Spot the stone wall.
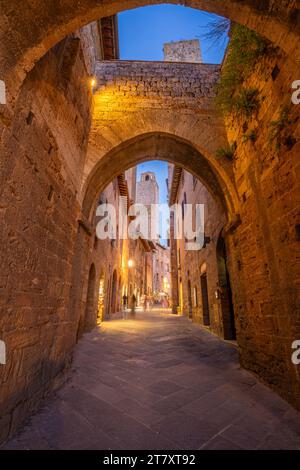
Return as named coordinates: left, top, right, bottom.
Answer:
left=0, top=26, right=98, bottom=443
left=224, top=48, right=300, bottom=407
left=1, top=0, right=299, bottom=110
left=163, top=40, right=202, bottom=63
left=165, top=46, right=300, bottom=408
left=0, top=3, right=300, bottom=443
left=94, top=60, right=220, bottom=108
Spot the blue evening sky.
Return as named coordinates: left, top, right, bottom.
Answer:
left=119, top=4, right=228, bottom=223
left=118, top=4, right=229, bottom=64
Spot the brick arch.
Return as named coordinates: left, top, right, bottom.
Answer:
left=1, top=0, right=299, bottom=104
left=81, top=132, right=240, bottom=224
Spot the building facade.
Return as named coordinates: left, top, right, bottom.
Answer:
left=136, top=171, right=171, bottom=302
left=84, top=167, right=155, bottom=326
left=169, top=166, right=236, bottom=340
left=136, top=171, right=160, bottom=240
left=153, top=243, right=171, bottom=298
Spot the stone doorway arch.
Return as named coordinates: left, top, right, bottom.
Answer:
left=216, top=233, right=236, bottom=340
left=82, top=132, right=239, bottom=225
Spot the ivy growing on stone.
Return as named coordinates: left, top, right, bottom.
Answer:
left=242, top=129, right=257, bottom=144
left=268, top=105, right=291, bottom=151
left=215, top=23, right=268, bottom=116
left=234, top=88, right=260, bottom=117
left=215, top=143, right=236, bottom=160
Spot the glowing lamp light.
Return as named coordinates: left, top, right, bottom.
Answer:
left=99, top=279, right=104, bottom=297
left=128, top=259, right=134, bottom=268
left=90, top=77, right=96, bottom=89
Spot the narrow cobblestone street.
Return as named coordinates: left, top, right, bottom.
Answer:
left=3, top=310, right=300, bottom=450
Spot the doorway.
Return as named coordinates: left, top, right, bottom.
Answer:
left=110, top=269, right=118, bottom=314
left=217, top=235, right=236, bottom=340
left=200, top=273, right=210, bottom=326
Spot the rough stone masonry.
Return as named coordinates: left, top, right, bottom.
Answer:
left=0, top=0, right=299, bottom=446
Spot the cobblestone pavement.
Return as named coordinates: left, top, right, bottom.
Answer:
left=4, top=310, right=300, bottom=450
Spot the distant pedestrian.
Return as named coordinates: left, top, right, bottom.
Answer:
left=122, top=294, right=128, bottom=319
left=130, top=294, right=137, bottom=318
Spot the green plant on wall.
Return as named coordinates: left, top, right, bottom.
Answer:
left=268, top=106, right=290, bottom=151
left=215, top=23, right=268, bottom=116
left=234, top=89, right=260, bottom=118
left=242, top=129, right=257, bottom=144
left=216, top=143, right=236, bottom=160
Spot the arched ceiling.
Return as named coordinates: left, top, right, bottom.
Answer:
left=0, top=0, right=299, bottom=102
left=82, top=132, right=239, bottom=223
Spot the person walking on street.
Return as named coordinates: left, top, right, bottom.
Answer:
left=130, top=294, right=136, bottom=318
left=122, top=294, right=128, bottom=319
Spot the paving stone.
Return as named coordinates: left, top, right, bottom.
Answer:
left=151, top=411, right=221, bottom=450
left=201, top=435, right=243, bottom=450
left=3, top=310, right=300, bottom=450
left=147, top=380, right=184, bottom=397
left=113, top=398, right=163, bottom=426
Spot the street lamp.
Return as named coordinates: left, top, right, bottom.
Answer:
left=90, top=77, right=97, bottom=95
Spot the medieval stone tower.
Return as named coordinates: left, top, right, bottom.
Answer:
left=136, top=172, right=159, bottom=239
left=163, top=39, right=202, bottom=63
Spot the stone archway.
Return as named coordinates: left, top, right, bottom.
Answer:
left=1, top=0, right=299, bottom=106
left=82, top=132, right=239, bottom=225
left=0, top=0, right=299, bottom=444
